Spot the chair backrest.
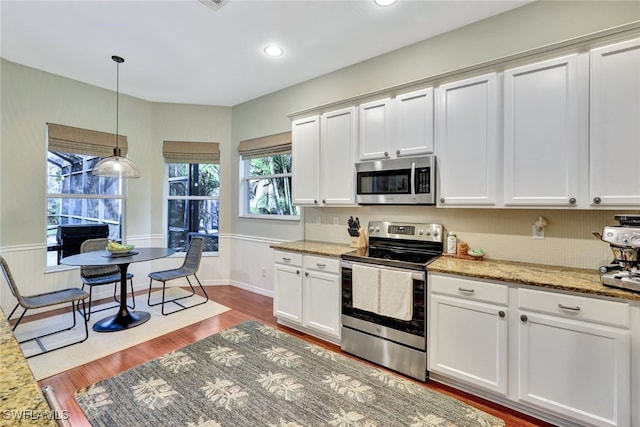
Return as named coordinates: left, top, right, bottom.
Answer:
left=0, top=256, right=25, bottom=306
left=182, top=236, right=205, bottom=274
left=80, top=238, right=119, bottom=278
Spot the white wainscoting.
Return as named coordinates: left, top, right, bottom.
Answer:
left=229, top=234, right=284, bottom=297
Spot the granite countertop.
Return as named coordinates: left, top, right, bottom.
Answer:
left=271, top=240, right=640, bottom=302
left=270, top=240, right=354, bottom=258
left=428, top=256, right=640, bottom=302
left=0, top=309, right=56, bottom=426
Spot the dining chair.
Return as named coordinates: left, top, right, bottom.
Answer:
left=78, top=238, right=136, bottom=321
left=147, top=236, right=209, bottom=315
left=1, top=256, right=89, bottom=358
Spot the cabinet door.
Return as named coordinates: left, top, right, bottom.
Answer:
left=517, top=311, right=630, bottom=427
left=590, top=38, right=640, bottom=206
left=359, top=98, right=392, bottom=160
left=273, top=263, right=303, bottom=324
left=503, top=55, right=584, bottom=207
left=430, top=294, right=508, bottom=395
left=394, top=88, right=434, bottom=157
left=303, top=269, right=340, bottom=339
left=292, top=115, right=320, bottom=205
left=436, top=73, right=499, bottom=206
left=321, top=107, right=357, bottom=205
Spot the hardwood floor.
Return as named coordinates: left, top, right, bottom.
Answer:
left=37, top=286, right=552, bottom=427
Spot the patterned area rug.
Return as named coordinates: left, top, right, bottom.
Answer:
left=76, top=321, right=505, bottom=427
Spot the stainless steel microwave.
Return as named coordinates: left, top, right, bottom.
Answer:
left=355, top=156, right=436, bottom=205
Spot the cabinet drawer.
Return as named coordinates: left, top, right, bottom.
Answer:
left=518, top=288, right=629, bottom=328
left=274, top=251, right=303, bottom=266
left=303, top=255, right=340, bottom=273
left=430, top=274, right=508, bottom=305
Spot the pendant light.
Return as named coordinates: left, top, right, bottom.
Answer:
left=92, top=55, right=141, bottom=178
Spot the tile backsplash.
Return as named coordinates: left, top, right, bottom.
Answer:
left=303, top=206, right=640, bottom=270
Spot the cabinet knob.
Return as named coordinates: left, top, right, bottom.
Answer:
left=296, top=270, right=300, bottom=275
left=384, top=151, right=389, bottom=157
left=322, top=199, right=326, bottom=204
left=499, top=311, right=506, bottom=318
left=396, top=149, right=400, bottom=155
left=440, top=197, right=445, bottom=203
left=304, top=272, right=309, bottom=277
left=314, top=199, right=318, bottom=204
left=593, top=196, right=601, bottom=205
left=569, top=197, right=576, bottom=205
left=520, top=314, right=528, bottom=323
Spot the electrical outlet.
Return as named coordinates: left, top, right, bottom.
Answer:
left=333, top=217, right=339, bottom=226
left=532, top=225, right=545, bottom=239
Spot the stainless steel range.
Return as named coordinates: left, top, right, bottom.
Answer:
left=340, top=221, right=443, bottom=381
left=599, top=215, right=640, bottom=293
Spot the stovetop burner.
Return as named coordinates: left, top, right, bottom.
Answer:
left=341, top=221, right=444, bottom=270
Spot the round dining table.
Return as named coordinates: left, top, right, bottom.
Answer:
left=61, top=247, right=175, bottom=332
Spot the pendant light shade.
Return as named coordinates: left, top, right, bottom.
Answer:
left=92, top=55, right=141, bottom=178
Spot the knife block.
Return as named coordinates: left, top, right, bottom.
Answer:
left=350, top=227, right=368, bottom=248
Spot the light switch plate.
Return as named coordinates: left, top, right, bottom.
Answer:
left=533, top=225, right=545, bottom=239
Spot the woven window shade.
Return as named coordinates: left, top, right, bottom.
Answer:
left=163, top=141, right=220, bottom=164
left=47, top=123, right=128, bottom=157
left=238, top=131, right=291, bottom=159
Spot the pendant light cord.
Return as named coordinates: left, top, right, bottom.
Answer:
left=112, top=55, right=124, bottom=150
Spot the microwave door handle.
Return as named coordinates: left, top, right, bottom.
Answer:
left=410, top=162, right=416, bottom=199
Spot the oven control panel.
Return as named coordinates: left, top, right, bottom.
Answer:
left=368, top=221, right=443, bottom=242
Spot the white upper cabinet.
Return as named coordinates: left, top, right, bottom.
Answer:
left=394, top=88, right=434, bottom=157
left=359, top=97, right=392, bottom=160
left=359, top=90, right=434, bottom=161
left=436, top=73, right=499, bottom=206
left=590, top=38, right=640, bottom=207
left=291, top=115, right=320, bottom=205
left=320, top=107, right=357, bottom=205
left=503, top=54, right=587, bottom=207
left=292, top=107, right=357, bottom=206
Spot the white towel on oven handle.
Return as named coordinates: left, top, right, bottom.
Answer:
left=352, top=264, right=379, bottom=314
left=378, top=268, right=413, bottom=321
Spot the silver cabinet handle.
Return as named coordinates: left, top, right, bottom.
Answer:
left=384, top=151, right=389, bottom=157
left=316, top=263, right=326, bottom=268
left=569, top=197, right=576, bottom=205
left=558, top=304, right=581, bottom=312
left=458, top=287, right=475, bottom=294
left=440, top=197, right=445, bottom=203
left=593, top=197, right=601, bottom=205
left=282, top=257, right=291, bottom=262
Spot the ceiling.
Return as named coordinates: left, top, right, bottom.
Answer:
left=0, top=0, right=532, bottom=106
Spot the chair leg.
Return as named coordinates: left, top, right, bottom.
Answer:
left=148, top=274, right=209, bottom=315
left=14, top=299, right=90, bottom=358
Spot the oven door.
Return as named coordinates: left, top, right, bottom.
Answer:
left=340, top=260, right=426, bottom=350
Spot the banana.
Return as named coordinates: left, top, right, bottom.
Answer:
left=107, top=240, right=134, bottom=251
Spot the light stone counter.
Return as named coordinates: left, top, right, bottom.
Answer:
left=428, top=256, right=640, bottom=302
left=271, top=240, right=640, bottom=302
left=0, top=309, right=56, bottom=426
left=270, top=240, right=353, bottom=258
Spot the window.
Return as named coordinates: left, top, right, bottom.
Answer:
left=241, top=154, right=297, bottom=217
left=46, top=124, right=127, bottom=267
left=238, top=131, right=298, bottom=219
left=167, top=163, right=219, bottom=253
left=163, top=141, right=220, bottom=253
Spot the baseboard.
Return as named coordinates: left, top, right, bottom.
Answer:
left=230, top=280, right=273, bottom=298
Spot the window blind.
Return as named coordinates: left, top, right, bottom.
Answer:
left=47, top=123, right=128, bottom=157
left=163, top=141, right=220, bottom=164
left=238, top=131, right=291, bottom=159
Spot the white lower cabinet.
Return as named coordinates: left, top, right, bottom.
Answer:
left=517, top=288, right=630, bottom=427
left=428, top=273, right=631, bottom=427
left=429, top=275, right=508, bottom=395
left=274, top=251, right=341, bottom=343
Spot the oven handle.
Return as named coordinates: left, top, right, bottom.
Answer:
left=341, top=260, right=426, bottom=282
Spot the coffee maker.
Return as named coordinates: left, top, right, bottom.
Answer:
left=598, top=215, right=640, bottom=293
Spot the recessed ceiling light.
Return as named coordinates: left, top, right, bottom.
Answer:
left=374, top=0, right=397, bottom=6
left=264, top=45, right=284, bottom=57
